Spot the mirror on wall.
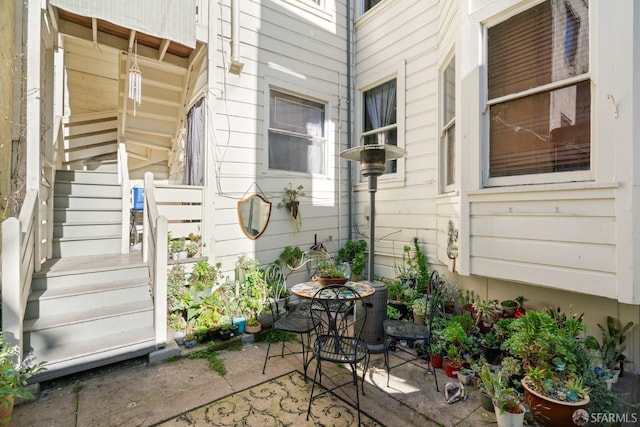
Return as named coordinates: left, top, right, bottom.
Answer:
left=237, top=194, right=272, bottom=239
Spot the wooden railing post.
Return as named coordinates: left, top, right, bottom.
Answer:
left=1, top=218, right=23, bottom=350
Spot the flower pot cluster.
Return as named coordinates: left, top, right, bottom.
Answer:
left=168, top=232, right=203, bottom=260
left=381, top=251, right=633, bottom=427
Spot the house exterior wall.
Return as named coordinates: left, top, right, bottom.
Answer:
left=355, top=0, right=640, bottom=373
left=205, top=0, right=351, bottom=283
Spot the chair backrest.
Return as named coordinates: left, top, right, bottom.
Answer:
left=425, top=270, right=444, bottom=347
left=265, top=263, right=287, bottom=300
left=287, top=249, right=332, bottom=280
left=309, top=285, right=367, bottom=342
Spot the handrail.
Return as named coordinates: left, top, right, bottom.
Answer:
left=1, top=190, right=38, bottom=359
left=117, top=142, right=131, bottom=253
left=143, top=172, right=168, bottom=347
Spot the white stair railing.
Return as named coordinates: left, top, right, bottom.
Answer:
left=143, top=172, right=168, bottom=347
left=1, top=190, right=39, bottom=359
left=117, top=142, right=131, bottom=253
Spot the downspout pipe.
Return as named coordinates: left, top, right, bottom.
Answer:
left=346, top=0, right=353, bottom=242
left=229, top=0, right=244, bottom=74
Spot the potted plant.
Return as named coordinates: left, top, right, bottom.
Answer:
left=502, top=310, right=591, bottom=427
left=169, top=237, right=187, bottom=260
left=315, top=259, right=348, bottom=286
left=480, top=331, right=502, bottom=364
left=412, top=297, right=427, bottom=325
left=457, top=367, right=476, bottom=386
left=277, top=183, right=304, bottom=231
left=440, top=320, right=470, bottom=378
left=337, top=239, right=367, bottom=280
left=585, top=315, right=634, bottom=379
left=472, top=298, right=499, bottom=329
left=385, top=278, right=410, bottom=320
left=278, top=245, right=304, bottom=270
left=500, top=299, right=518, bottom=316
left=1, top=333, right=47, bottom=423
left=480, top=364, right=526, bottom=427
left=245, top=317, right=262, bottom=334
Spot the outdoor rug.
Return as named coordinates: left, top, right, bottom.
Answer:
left=153, top=370, right=383, bottom=426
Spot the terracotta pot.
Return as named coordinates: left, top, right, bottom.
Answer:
left=413, top=313, right=425, bottom=325
left=316, top=277, right=349, bottom=286
left=443, top=359, right=462, bottom=378
left=245, top=323, right=262, bottom=334
left=522, top=378, right=589, bottom=427
left=0, top=397, right=14, bottom=423
left=430, top=354, right=443, bottom=369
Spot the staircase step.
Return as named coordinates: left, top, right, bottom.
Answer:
left=31, top=326, right=156, bottom=383
left=24, top=300, right=153, bottom=349
left=54, top=181, right=122, bottom=198
left=53, top=221, right=122, bottom=238
left=55, top=169, right=118, bottom=185
left=26, top=279, right=151, bottom=319
left=54, top=194, right=121, bottom=210
left=84, top=158, right=118, bottom=172
left=33, top=254, right=147, bottom=290
left=52, top=235, right=122, bottom=257
left=54, top=207, right=121, bottom=223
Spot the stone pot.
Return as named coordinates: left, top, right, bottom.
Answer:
left=494, top=403, right=526, bottom=427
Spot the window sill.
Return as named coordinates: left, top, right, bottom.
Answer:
left=469, top=181, right=618, bottom=197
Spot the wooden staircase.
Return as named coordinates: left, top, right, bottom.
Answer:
left=26, top=167, right=156, bottom=382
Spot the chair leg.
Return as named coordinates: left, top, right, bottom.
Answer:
left=262, top=328, right=274, bottom=375
left=306, top=360, right=322, bottom=421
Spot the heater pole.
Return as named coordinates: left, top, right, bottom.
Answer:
left=368, top=175, right=377, bottom=281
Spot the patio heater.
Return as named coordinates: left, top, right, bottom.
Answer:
left=340, top=143, right=406, bottom=352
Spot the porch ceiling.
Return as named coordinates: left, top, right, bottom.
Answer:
left=51, top=7, right=194, bottom=63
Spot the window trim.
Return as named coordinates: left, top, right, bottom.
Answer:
left=481, top=3, right=593, bottom=188
left=440, top=52, right=456, bottom=194
left=356, top=71, right=406, bottom=185
left=264, top=85, right=331, bottom=178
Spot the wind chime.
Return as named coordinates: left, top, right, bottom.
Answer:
left=128, top=40, right=142, bottom=116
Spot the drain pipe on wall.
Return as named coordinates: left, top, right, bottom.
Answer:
left=229, top=0, right=244, bottom=74
left=346, top=0, right=353, bottom=242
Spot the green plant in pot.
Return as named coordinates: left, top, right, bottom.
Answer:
left=440, top=320, right=470, bottom=378
left=337, top=239, right=367, bottom=280
left=480, top=364, right=525, bottom=427
left=501, top=309, right=591, bottom=427
left=0, top=333, right=47, bottom=422
left=315, top=259, right=348, bottom=285
left=278, top=245, right=304, bottom=270
left=585, top=315, right=634, bottom=375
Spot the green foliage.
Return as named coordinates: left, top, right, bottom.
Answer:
left=337, top=240, right=367, bottom=277
left=586, top=316, right=634, bottom=370
left=385, top=279, right=404, bottom=302
left=278, top=246, right=303, bottom=268
left=316, top=259, right=345, bottom=278
left=387, top=305, right=402, bottom=320
left=188, top=342, right=226, bottom=376
left=0, top=333, right=47, bottom=405
left=480, top=364, right=522, bottom=414
left=190, top=261, right=221, bottom=291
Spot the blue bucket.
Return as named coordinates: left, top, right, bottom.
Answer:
left=132, top=187, right=144, bottom=211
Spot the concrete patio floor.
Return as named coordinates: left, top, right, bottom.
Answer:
left=11, top=335, right=640, bottom=426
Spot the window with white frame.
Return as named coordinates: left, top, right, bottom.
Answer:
left=362, top=79, right=397, bottom=173
left=268, top=90, right=326, bottom=174
left=441, top=57, right=455, bottom=192
left=486, top=0, right=590, bottom=185
left=364, top=0, right=382, bottom=13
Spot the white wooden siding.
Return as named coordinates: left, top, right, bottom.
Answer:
left=468, top=185, right=617, bottom=298
left=206, top=0, right=350, bottom=277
